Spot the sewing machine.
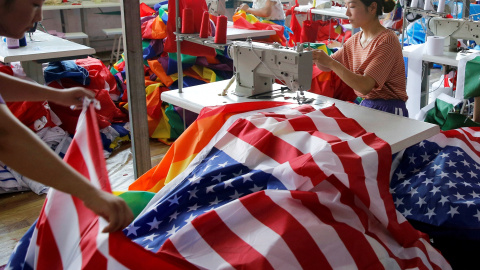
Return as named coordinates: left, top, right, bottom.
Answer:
left=230, top=40, right=313, bottom=97
left=427, top=17, right=480, bottom=51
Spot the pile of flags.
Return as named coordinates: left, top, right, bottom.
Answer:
left=8, top=101, right=452, bottom=269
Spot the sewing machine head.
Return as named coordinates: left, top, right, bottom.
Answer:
left=230, top=40, right=312, bottom=97
left=428, top=17, right=480, bottom=51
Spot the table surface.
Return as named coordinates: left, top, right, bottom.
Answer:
left=294, top=5, right=348, bottom=19
left=0, top=31, right=95, bottom=63
left=43, top=0, right=159, bottom=10
left=402, top=44, right=479, bottom=66
left=227, top=22, right=277, bottom=39
left=162, top=80, right=440, bottom=153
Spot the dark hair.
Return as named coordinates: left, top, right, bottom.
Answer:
left=359, top=0, right=396, bottom=16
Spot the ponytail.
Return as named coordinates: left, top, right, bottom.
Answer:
left=359, top=0, right=396, bottom=16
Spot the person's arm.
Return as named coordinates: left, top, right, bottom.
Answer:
left=0, top=105, right=133, bottom=232
left=312, top=49, right=376, bottom=95
left=0, top=72, right=94, bottom=107
left=237, top=0, right=275, bottom=18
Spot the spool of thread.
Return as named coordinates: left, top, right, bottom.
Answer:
left=214, top=15, right=227, bottom=44
left=425, top=36, right=445, bottom=56
left=19, top=35, right=27, bottom=47
left=6, top=38, right=19, bottom=49
left=199, top=11, right=210, bottom=38
left=424, top=0, right=434, bottom=11
left=437, top=0, right=446, bottom=13
left=410, top=0, right=419, bottom=8
left=181, top=8, right=194, bottom=34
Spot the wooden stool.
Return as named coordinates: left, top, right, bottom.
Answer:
left=102, top=28, right=123, bottom=65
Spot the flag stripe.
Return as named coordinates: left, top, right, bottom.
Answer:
left=290, top=191, right=385, bottom=269
left=192, top=210, right=275, bottom=269
left=240, top=191, right=332, bottom=269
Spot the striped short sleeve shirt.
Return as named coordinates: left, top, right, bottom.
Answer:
left=332, top=29, right=407, bottom=101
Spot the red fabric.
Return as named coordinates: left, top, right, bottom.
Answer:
left=75, top=57, right=121, bottom=100
left=0, top=63, right=13, bottom=76
left=309, top=65, right=357, bottom=102
left=300, top=9, right=318, bottom=43
left=139, top=2, right=155, bottom=17
left=164, top=0, right=216, bottom=57
left=316, top=19, right=351, bottom=43
left=288, top=1, right=302, bottom=46
left=141, top=16, right=168, bottom=40
left=233, top=16, right=286, bottom=45
left=7, top=101, right=57, bottom=131
left=48, top=81, right=127, bottom=134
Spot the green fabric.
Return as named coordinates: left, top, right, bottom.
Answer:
left=464, top=56, right=480, bottom=99
left=165, top=103, right=185, bottom=139
left=160, top=4, right=168, bottom=11
left=424, top=97, right=480, bottom=131
left=424, top=98, right=456, bottom=127
left=168, top=53, right=197, bottom=64
left=302, top=43, right=332, bottom=55
left=117, top=191, right=155, bottom=218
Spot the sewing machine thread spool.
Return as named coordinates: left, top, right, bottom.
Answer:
left=199, top=11, right=210, bottom=38
left=214, top=15, right=227, bottom=44
left=424, top=0, right=434, bottom=11
left=181, top=8, right=194, bottom=34
left=437, top=0, right=446, bottom=13
left=426, top=36, right=445, bottom=56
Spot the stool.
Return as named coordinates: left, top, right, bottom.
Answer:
left=102, top=28, right=123, bottom=65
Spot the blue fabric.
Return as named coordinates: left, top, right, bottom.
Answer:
left=269, top=19, right=293, bottom=42
left=0, top=93, right=4, bottom=104
left=44, top=60, right=90, bottom=85
left=360, top=99, right=409, bottom=117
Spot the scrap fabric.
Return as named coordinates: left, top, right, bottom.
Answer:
left=390, top=127, right=480, bottom=240
left=8, top=102, right=450, bottom=269
left=128, top=102, right=449, bottom=269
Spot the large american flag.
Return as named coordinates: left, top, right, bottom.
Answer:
left=391, top=127, right=480, bottom=239
left=124, top=103, right=450, bottom=269
left=8, top=102, right=450, bottom=269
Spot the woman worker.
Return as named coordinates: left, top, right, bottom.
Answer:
left=0, top=0, right=133, bottom=232
left=236, top=0, right=290, bottom=40
left=312, top=0, right=408, bottom=117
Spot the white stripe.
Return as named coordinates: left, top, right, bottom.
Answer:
left=429, top=129, right=480, bottom=164
left=44, top=189, right=82, bottom=269
left=215, top=197, right=303, bottom=269
left=170, top=222, right=233, bottom=269
left=266, top=190, right=358, bottom=270
left=311, top=143, right=350, bottom=188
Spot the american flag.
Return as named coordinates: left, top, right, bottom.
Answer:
left=391, top=127, right=480, bottom=237
left=7, top=101, right=186, bottom=270
left=7, top=102, right=450, bottom=269
left=124, top=103, right=450, bottom=269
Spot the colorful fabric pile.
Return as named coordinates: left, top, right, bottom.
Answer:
left=109, top=2, right=236, bottom=144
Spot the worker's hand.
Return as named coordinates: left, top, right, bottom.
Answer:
left=312, top=49, right=333, bottom=70
left=50, top=87, right=96, bottom=108
left=83, top=189, right=135, bottom=233
left=235, top=3, right=249, bottom=13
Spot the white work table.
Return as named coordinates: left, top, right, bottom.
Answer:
left=402, top=44, right=478, bottom=66
left=294, top=5, right=348, bottom=19
left=0, top=31, right=95, bottom=84
left=162, top=80, right=440, bottom=153
left=227, top=22, right=276, bottom=40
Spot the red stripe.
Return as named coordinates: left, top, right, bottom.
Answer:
left=288, top=114, right=343, bottom=143
left=240, top=191, right=332, bottom=269
left=36, top=215, right=63, bottom=269
left=228, top=119, right=303, bottom=164
left=321, top=105, right=367, bottom=138
left=290, top=191, right=385, bottom=270
left=288, top=153, right=327, bottom=187
left=108, top=232, right=195, bottom=269
left=443, top=128, right=480, bottom=157
left=198, top=101, right=290, bottom=120
left=192, top=210, right=274, bottom=269
left=85, top=105, right=112, bottom=192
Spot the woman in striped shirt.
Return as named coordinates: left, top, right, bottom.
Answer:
left=312, top=0, right=408, bottom=117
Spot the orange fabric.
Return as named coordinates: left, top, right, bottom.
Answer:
left=147, top=59, right=174, bottom=87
